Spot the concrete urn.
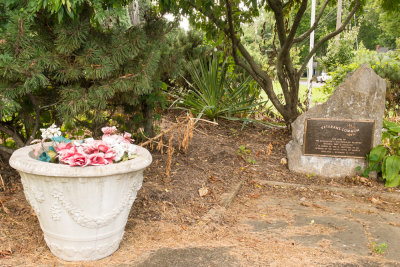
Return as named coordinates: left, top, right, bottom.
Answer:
left=9, top=144, right=152, bottom=261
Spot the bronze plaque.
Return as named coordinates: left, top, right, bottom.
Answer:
left=304, top=118, right=375, bottom=158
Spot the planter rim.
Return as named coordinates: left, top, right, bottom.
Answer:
left=9, top=143, right=152, bottom=177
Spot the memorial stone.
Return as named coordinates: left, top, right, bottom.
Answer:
left=286, top=65, right=386, bottom=178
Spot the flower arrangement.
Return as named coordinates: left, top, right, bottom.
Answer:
left=32, top=124, right=137, bottom=167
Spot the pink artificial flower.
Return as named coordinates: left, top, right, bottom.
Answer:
left=58, top=147, right=85, bottom=166
left=101, top=126, right=117, bottom=136
left=56, top=142, right=72, bottom=153
left=33, top=144, right=41, bottom=158
left=97, top=142, right=111, bottom=153
left=82, top=140, right=99, bottom=154
left=65, top=153, right=90, bottom=167
left=123, top=132, right=133, bottom=144
left=104, top=150, right=116, bottom=163
left=88, top=153, right=108, bottom=165
left=58, top=146, right=76, bottom=162
left=82, top=140, right=113, bottom=154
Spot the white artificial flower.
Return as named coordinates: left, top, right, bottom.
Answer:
left=102, top=133, right=137, bottom=162
left=40, top=123, right=61, bottom=140
left=73, top=140, right=83, bottom=147
left=102, top=136, right=117, bottom=147
left=127, top=144, right=138, bottom=157
left=113, top=144, right=126, bottom=162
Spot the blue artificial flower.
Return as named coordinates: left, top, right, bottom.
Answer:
left=51, top=136, right=72, bottom=143
left=38, top=152, right=51, bottom=162
left=49, top=146, right=56, bottom=152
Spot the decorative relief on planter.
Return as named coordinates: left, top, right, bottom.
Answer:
left=50, top=174, right=143, bottom=229
left=50, top=203, right=62, bottom=221
left=20, top=175, right=41, bottom=215
left=33, top=186, right=45, bottom=203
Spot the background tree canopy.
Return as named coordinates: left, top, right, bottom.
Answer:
left=157, top=0, right=361, bottom=126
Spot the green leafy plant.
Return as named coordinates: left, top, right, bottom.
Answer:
left=182, top=56, right=261, bottom=121
left=363, top=120, right=400, bottom=187
left=372, top=242, right=388, bottom=254
left=247, top=158, right=258, bottom=165
left=236, top=145, right=257, bottom=165
left=237, top=145, right=251, bottom=157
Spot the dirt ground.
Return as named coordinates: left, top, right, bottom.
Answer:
left=1, top=111, right=400, bottom=266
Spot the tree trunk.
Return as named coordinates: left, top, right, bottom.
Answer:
left=142, top=101, right=155, bottom=138
left=127, top=0, right=140, bottom=26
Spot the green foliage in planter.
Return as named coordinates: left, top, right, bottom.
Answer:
left=182, top=56, right=262, bottom=121
left=362, top=120, right=400, bottom=187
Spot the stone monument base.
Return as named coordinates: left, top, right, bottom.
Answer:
left=286, top=140, right=366, bottom=178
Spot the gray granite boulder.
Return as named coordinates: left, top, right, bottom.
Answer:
left=286, top=65, right=386, bottom=178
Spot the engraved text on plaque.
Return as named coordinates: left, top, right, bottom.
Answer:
left=303, top=119, right=375, bottom=158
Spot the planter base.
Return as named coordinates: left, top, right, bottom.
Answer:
left=44, top=229, right=124, bottom=261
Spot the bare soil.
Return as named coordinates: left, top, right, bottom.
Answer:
left=1, top=111, right=400, bottom=266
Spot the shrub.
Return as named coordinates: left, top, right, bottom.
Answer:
left=322, top=48, right=400, bottom=115
left=362, top=120, right=400, bottom=187
left=182, top=56, right=262, bottom=121
left=318, top=30, right=358, bottom=72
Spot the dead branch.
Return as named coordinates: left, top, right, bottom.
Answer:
left=139, top=113, right=216, bottom=182
left=0, top=174, right=6, bottom=191
left=165, top=133, right=174, bottom=183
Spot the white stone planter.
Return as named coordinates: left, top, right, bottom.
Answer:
left=9, top=143, right=152, bottom=261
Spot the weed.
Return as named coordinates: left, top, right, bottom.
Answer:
left=237, top=145, right=257, bottom=164
left=372, top=242, right=387, bottom=254
left=230, top=128, right=238, bottom=136
left=237, top=145, right=250, bottom=157
left=247, top=158, right=257, bottom=165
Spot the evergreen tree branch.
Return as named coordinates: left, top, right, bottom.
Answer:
left=39, top=100, right=62, bottom=110
left=74, top=117, right=96, bottom=130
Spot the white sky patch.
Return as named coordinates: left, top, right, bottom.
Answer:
left=164, top=13, right=189, bottom=31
